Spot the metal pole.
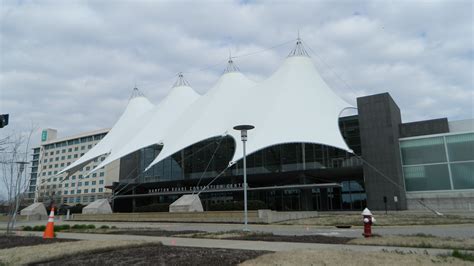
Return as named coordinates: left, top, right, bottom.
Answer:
left=243, top=138, right=248, bottom=231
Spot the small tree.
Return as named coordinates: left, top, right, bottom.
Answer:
left=0, top=127, right=35, bottom=234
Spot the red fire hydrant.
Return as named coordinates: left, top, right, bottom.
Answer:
left=362, top=208, right=375, bottom=238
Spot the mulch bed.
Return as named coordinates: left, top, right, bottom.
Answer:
left=228, top=234, right=354, bottom=244
left=106, top=230, right=354, bottom=244
left=106, top=229, right=204, bottom=237
left=0, top=235, right=76, bottom=249
left=31, top=243, right=271, bottom=266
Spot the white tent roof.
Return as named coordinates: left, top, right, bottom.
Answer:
left=145, top=59, right=256, bottom=170
left=147, top=43, right=352, bottom=170
left=59, top=88, right=154, bottom=175
left=89, top=75, right=200, bottom=173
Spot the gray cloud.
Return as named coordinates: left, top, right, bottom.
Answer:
left=0, top=0, right=472, bottom=148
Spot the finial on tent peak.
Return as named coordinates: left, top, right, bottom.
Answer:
left=130, top=87, right=145, bottom=99
left=224, top=54, right=240, bottom=74
left=288, top=32, right=309, bottom=58
left=173, top=72, right=191, bottom=87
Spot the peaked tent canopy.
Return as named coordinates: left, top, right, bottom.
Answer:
left=147, top=40, right=353, bottom=171
left=59, top=88, right=154, bottom=175
left=145, top=58, right=257, bottom=170
left=89, top=74, right=200, bottom=173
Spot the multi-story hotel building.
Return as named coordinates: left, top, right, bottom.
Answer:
left=28, top=128, right=120, bottom=205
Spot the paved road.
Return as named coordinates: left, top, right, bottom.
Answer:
left=14, top=230, right=460, bottom=256
left=5, top=220, right=474, bottom=239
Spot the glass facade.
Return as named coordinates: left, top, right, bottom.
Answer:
left=116, top=116, right=366, bottom=212
left=400, top=132, right=474, bottom=192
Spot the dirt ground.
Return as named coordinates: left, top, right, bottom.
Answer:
left=32, top=243, right=271, bottom=266
left=0, top=235, right=75, bottom=249
left=241, top=249, right=471, bottom=266
left=349, top=235, right=474, bottom=251
left=0, top=239, right=157, bottom=265
left=280, top=213, right=474, bottom=226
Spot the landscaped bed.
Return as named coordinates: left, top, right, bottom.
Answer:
left=31, top=243, right=271, bottom=266
left=0, top=235, right=76, bottom=249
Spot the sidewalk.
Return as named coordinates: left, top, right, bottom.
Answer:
left=16, top=231, right=458, bottom=256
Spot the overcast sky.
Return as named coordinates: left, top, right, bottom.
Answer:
left=1, top=0, right=473, bottom=147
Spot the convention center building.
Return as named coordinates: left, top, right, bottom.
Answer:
left=56, top=39, right=473, bottom=212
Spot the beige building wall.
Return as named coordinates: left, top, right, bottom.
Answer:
left=32, top=128, right=120, bottom=206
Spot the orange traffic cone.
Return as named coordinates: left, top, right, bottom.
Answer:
left=43, top=207, right=55, bottom=239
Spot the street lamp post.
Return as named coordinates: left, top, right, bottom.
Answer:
left=233, top=124, right=254, bottom=231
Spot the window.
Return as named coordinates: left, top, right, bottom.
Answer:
left=79, top=174, right=83, bottom=179
left=62, top=149, right=66, bottom=153
left=61, top=156, right=65, bottom=160
left=81, top=146, right=85, bottom=150
left=53, top=178, right=57, bottom=182
left=68, top=148, right=72, bottom=152
left=74, top=154, right=78, bottom=158
left=60, top=163, right=64, bottom=167
left=71, top=183, right=76, bottom=187
left=88, top=144, right=92, bottom=149
left=78, top=182, right=82, bottom=187
left=55, top=157, right=59, bottom=161
left=446, top=133, right=474, bottom=162
left=400, top=137, right=446, bottom=165
left=450, top=162, right=474, bottom=189
left=59, top=184, right=62, bottom=188
left=65, top=183, right=69, bottom=187
left=91, top=188, right=96, bottom=193
left=85, top=181, right=89, bottom=186
left=48, top=165, right=52, bottom=169
left=99, top=180, right=104, bottom=185
left=56, top=150, right=59, bottom=154
left=86, top=166, right=90, bottom=171
left=92, top=181, right=96, bottom=185
left=70, top=190, right=74, bottom=194
left=77, top=189, right=81, bottom=193
left=92, top=173, right=97, bottom=177
left=99, top=188, right=103, bottom=192
left=72, top=175, right=76, bottom=180
left=84, top=189, right=88, bottom=193
left=403, top=164, right=451, bottom=191
left=64, top=191, right=68, bottom=195
left=99, top=172, right=104, bottom=177
left=54, top=164, right=58, bottom=168
left=47, top=178, right=51, bottom=182
left=74, top=147, right=79, bottom=151
left=67, top=155, right=71, bottom=159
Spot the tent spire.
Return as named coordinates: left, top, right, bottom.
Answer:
left=224, top=52, right=240, bottom=73
left=288, top=33, right=309, bottom=57
left=130, top=87, right=145, bottom=99
left=173, top=72, right=191, bottom=87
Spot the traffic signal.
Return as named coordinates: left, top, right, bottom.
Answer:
left=0, top=114, right=9, bottom=128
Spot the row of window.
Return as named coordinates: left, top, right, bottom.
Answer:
left=64, top=188, right=104, bottom=195
left=43, top=133, right=106, bottom=150
left=44, top=145, right=94, bottom=156
left=62, top=194, right=105, bottom=204
left=42, top=157, right=105, bottom=170
left=41, top=179, right=104, bottom=189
